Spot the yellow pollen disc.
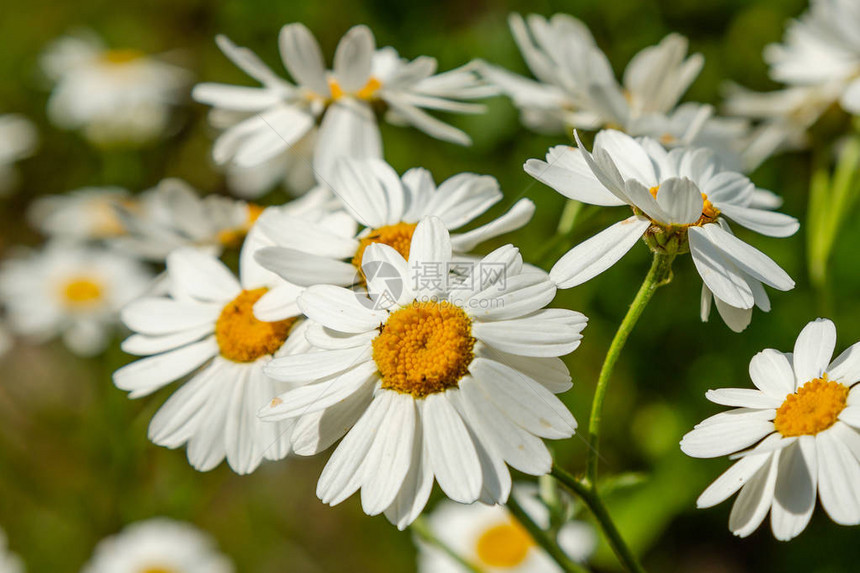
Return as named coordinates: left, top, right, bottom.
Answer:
left=372, top=301, right=475, bottom=398
left=139, top=568, right=176, bottom=573
left=217, top=203, right=265, bottom=247
left=475, top=521, right=534, bottom=568
left=215, top=288, right=295, bottom=363
left=774, top=377, right=849, bottom=437
left=101, top=48, right=144, bottom=65
left=648, top=186, right=720, bottom=226
left=61, top=277, right=104, bottom=308
left=328, top=76, right=382, bottom=101
left=351, top=222, right=417, bottom=271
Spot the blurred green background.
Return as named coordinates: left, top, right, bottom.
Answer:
left=4, top=0, right=859, bottom=571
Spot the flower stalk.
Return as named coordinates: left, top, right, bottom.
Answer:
left=506, top=495, right=592, bottom=573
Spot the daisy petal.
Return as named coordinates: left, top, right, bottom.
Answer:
left=827, top=342, right=860, bottom=386
left=688, top=226, right=754, bottom=309
left=705, top=388, right=783, bottom=409
left=332, top=25, right=374, bottom=92
left=770, top=437, right=817, bottom=541
left=299, top=285, right=387, bottom=333
left=422, top=392, right=482, bottom=503
left=449, top=199, right=535, bottom=253
left=729, top=451, right=779, bottom=537
left=793, top=318, right=836, bottom=385
left=262, top=346, right=373, bottom=386
left=718, top=204, right=799, bottom=238
left=471, top=309, right=587, bottom=357
left=697, top=434, right=782, bottom=508
left=291, top=385, right=375, bottom=456
left=278, top=23, right=328, bottom=95
left=655, top=177, right=703, bottom=225
left=816, top=429, right=860, bottom=525
left=166, top=248, right=240, bottom=302
left=749, top=349, right=795, bottom=399
left=113, top=337, right=218, bottom=399
left=549, top=216, right=650, bottom=289
left=255, top=247, right=356, bottom=288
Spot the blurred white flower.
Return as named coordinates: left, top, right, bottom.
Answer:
left=418, top=484, right=595, bottom=572
left=41, top=32, right=191, bottom=146
left=682, top=318, right=860, bottom=540
left=192, top=24, right=494, bottom=182
left=0, top=115, right=37, bottom=196
left=28, top=186, right=131, bottom=241
left=0, top=320, right=11, bottom=359
left=252, top=157, right=534, bottom=321
left=0, top=529, right=23, bottom=573
left=482, top=14, right=748, bottom=168
left=81, top=518, right=233, bottom=573
left=110, top=178, right=261, bottom=262
left=526, top=129, right=797, bottom=331
left=113, top=244, right=307, bottom=474
left=0, top=243, right=151, bottom=356
left=258, top=219, right=586, bottom=529
left=725, top=0, right=860, bottom=166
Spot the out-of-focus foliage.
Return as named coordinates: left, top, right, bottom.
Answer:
left=2, top=0, right=859, bottom=571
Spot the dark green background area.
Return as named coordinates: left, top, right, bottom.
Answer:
left=2, top=0, right=857, bottom=571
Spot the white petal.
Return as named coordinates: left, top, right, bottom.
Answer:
left=255, top=246, right=356, bottom=288
left=549, top=217, right=649, bottom=289
left=148, top=366, right=219, bottom=448
left=472, top=309, right=587, bottom=357
left=793, top=318, right=836, bottom=386
left=593, top=129, right=658, bottom=187
left=749, top=349, right=795, bottom=399
left=697, top=434, right=782, bottom=508
left=383, top=419, right=433, bottom=530
left=166, top=248, right=240, bottom=303
left=729, top=450, right=779, bottom=537
left=408, top=217, right=452, bottom=296
left=655, top=177, right=702, bottom=225
left=360, top=392, right=417, bottom=515
left=332, top=25, right=374, bottom=92
left=252, top=282, right=303, bottom=322
left=706, top=388, right=783, bottom=409
left=113, top=337, right=218, bottom=398
left=330, top=157, right=393, bottom=228
left=467, top=272, right=556, bottom=321
left=816, top=429, right=860, bottom=525
left=422, top=392, right=482, bottom=503
left=688, top=227, right=754, bottom=309
left=314, top=100, right=382, bottom=182
left=718, top=203, right=799, bottom=238
left=713, top=296, right=753, bottom=333
left=477, top=348, right=572, bottom=393
left=121, top=298, right=221, bottom=337
left=422, top=173, right=500, bottom=229
left=224, top=367, right=264, bottom=474
left=826, top=341, right=860, bottom=386
left=523, top=146, right=623, bottom=206
left=680, top=409, right=775, bottom=458
left=121, top=324, right=213, bottom=356
left=279, top=23, right=328, bottom=95
left=299, top=284, right=387, bottom=333
left=770, top=436, right=817, bottom=541
left=291, top=384, right=374, bottom=455
left=262, top=346, right=373, bottom=386
left=471, top=357, right=577, bottom=439
left=449, top=199, right=535, bottom=253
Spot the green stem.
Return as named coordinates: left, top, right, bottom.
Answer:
left=585, top=252, right=674, bottom=486
left=410, top=516, right=484, bottom=573
left=551, top=466, right=646, bottom=573
left=506, top=496, right=591, bottom=573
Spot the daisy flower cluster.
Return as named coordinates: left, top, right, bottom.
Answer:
left=3, top=3, right=860, bottom=571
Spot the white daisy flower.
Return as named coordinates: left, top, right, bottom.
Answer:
left=110, top=178, right=264, bottom=262
left=525, top=129, right=798, bottom=331
left=482, top=14, right=748, bottom=167
left=41, top=32, right=190, bottom=146
left=28, top=187, right=131, bottom=241
left=192, top=24, right=493, bottom=180
left=258, top=218, right=587, bottom=529
left=418, top=484, right=595, bottom=573
left=0, top=243, right=151, bottom=356
left=0, top=114, right=37, bottom=196
left=252, top=157, right=535, bottom=321
left=0, top=529, right=23, bottom=573
left=113, top=239, right=308, bottom=474
left=81, top=518, right=233, bottom=573
left=681, top=318, right=860, bottom=540
left=764, top=0, right=860, bottom=116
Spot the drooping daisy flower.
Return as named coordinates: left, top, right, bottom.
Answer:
left=681, top=318, right=860, bottom=540
left=0, top=529, right=23, bottom=573
left=417, top=484, right=596, bottom=573
left=252, top=157, right=535, bottom=321
left=258, top=218, right=586, bottom=529
left=81, top=518, right=233, bottom=573
left=110, top=178, right=266, bottom=262
left=525, top=129, right=797, bottom=331
left=28, top=187, right=131, bottom=241
left=113, top=240, right=307, bottom=474
left=41, top=32, right=190, bottom=146
left=481, top=14, right=748, bottom=167
left=0, top=114, right=37, bottom=196
left=192, top=24, right=494, bottom=180
left=0, top=243, right=151, bottom=356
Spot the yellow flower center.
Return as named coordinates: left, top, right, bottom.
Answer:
left=328, top=76, right=383, bottom=101
left=215, top=288, right=296, bottom=363
left=101, top=48, right=144, bottom=65
left=351, top=222, right=417, bottom=271
left=140, top=568, right=176, bottom=573
left=372, top=301, right=475, bottom=398
left=648, top=185, right=720, bottom=226
left=774, top=377, right=849, bottom=437
left=60, top=277, right=104, bottom=308
left=217, top=203, right=265, bottom=248
left=475, top=521, right=535, bottom=568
